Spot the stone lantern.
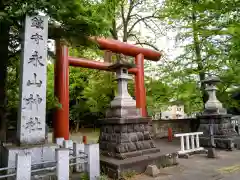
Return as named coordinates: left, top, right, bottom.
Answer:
left=203, top=76, right=226, bottom=114
left=197, top=76, right=240, bottom=151
left=99, top=59, right=163, bottom=179
left=105, top=60, right=140, bottom=118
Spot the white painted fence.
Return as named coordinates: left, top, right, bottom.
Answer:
left=174, top=132, right=204, bottom=155
left=0, top=140, right=100, bottom=180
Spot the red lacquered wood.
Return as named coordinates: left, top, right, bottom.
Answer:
left=68, top=57, right=138, bottom=74
left=92, top=37, right=162, bottom=61
left=54, top=40, right=70, bottom=140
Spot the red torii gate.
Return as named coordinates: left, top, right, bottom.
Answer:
left=54, top=38, right=162, bottom=140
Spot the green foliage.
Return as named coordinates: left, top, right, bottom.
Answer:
left=79, top=173, right=89, bottom=180
left=1, top=0, right=117, bottom=131
left=46, top=64, right=62, bottom=110
left=3, top=0, right=240, bottom=132
left=145, top=78, right=172, bottom=115
left=79, top=172, right=109, bottom=180
left=97, top=174, right=109, bottom=180
left=155, top=0, right=240, bottom=113
left=6, top=56, right=20, bottom=110
left=82, top=72, right=116, bottom=114
left=120, top=170, right=137, bottom=179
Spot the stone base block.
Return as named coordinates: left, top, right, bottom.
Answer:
left=1, top=143, right=59, bottom=176
left=101, top=148, right=160, bottom=159
left=199, top=137, right=240, bottom=150
left=99, top=117, right=160, bottom=159
left=100, top=151, right=178, bottom=179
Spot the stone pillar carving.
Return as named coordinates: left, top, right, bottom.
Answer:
left=1, top=15, right=58, bottom=175
left=17, top=15, right=49, bottom=145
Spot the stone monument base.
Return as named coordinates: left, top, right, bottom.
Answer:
left=99, top=117, right=178, bottom=179
left=198, top=113, right=240, bottom=150
left=200, top=136, right=240, bottom=150
left=99, top=117, right=160, bottom=159
left=1, top=143, right=59, bottom=177
left=100, top=151, right=178, bottom=179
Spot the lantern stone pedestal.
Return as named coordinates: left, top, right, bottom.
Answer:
left=99, top=61, right=177, bottom=179
left=197, top=77, right=240, bottom=150
left=99, top=117, right=159, bottom=160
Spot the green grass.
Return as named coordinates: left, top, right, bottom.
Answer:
left=48, top=128, right=100, bottom=143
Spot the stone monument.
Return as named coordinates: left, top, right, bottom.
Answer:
left=1, top=15, right=58, bottom=174
left=197, top=76, right=240, bottom=150
left=99, top=59, right=173, bottom=178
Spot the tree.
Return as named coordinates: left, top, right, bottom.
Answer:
left=110, top=0, right=164, bottom=50
left=0, top=0, right=116, bottom=141
left=145, top=77, right=172, bottom=116
left=157, top=0, right=240, bottom=113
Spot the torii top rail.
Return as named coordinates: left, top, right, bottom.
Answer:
left=54, top=38, right=162, bottom=140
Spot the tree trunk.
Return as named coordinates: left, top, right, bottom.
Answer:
left=75, top=121, right=79, bottom=133
left=0, top=20, right=10, bottom=142
left=192, top=12, right=208, bottom=104
left=111, top=19, right=118, bottom=40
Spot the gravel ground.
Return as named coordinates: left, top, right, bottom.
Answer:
left=49, top=131, right=240, bottom=180
left=132, top=150, right=240, bottom=180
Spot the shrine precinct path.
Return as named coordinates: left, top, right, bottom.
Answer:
left=48, top=131, right=240, bottom=180
left=133, top=150, right=240, bottom=180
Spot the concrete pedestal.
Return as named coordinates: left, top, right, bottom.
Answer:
left=1, top=143, right=59, bottom=176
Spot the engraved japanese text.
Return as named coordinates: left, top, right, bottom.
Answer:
left=28, top=51, right=44, bottom=67
left=22, top=94, right=43, bottom=111
left=23, top=116, right=42, bottom=133
left=31, top=16, right=44, bottom=29
left=27, top=73, right=42, bottom=87
left=30, top=33, right=43, bottom=44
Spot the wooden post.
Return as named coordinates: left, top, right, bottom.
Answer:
left=54, top=41, right=69, bottom=140
left=135, top=54, right=147, bottom=117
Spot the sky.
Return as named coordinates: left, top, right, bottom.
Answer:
left=47, top=0, right=185, bottom=63
left=124, top=0, right=184, bottom=64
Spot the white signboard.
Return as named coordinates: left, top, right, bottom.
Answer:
left=17, top=15, right=48, bottom=144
